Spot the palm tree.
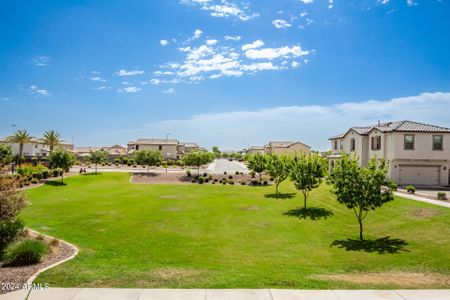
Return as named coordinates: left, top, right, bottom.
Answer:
left=7, top=129, right=33, bottom=164
left=42, top=130, right=62, bottom=153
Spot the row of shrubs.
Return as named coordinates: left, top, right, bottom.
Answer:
left=405, top=185, right=447, bottom=200
left=14, top=164, right=64, bottom=187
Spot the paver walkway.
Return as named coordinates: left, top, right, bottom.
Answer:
left=1, top=288, right=450, bottom=300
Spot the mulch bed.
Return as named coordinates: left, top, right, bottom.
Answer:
left=131, top=172, right=272, bottom=185
left=0, top=232, right=76, bottom=295
left=396, top=189, right=449, bottom=202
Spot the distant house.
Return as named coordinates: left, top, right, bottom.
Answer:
left=127, top=139, right=181, bottom=159
left=73, top=147, right=101, bottom=158
left=178, top=142, right=199, bottom=155
left=249, top=146, right=265, bottom=155
left=328, top=120, right=450, bottom=187
left=101, top=144, right=128, bottom=156
left=0, top=138, right=74, bottom=158
left=264, top=141, right=311, bottom=155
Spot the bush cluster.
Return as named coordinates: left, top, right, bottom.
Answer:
left=3, top=239, right=47, bottom=266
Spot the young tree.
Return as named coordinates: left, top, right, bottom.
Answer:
left=48, top=149, right=75, bottom=183
left=0, top=144, right=13, bottom=167
left=329, top=155, right=394, bottom=240
left=88, top=150, right=107, bottom=174
left=265, top=154, right=290, bottom=194
left=0, top=167, right=27, bottom=254
left=247, top=153, right=267, bottom=183
left=212, top=146, right=221, bottom=158
left=6, top=130, right=33, bottom=165
left=289, top=153, right=327, bottom=209
left=134, top=150, right=163, bottom=174
left=41, top=130, right=62, bottom=153
left=182, top=151, right=214, bottom=175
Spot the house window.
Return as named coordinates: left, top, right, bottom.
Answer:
left=433, top=135, right=443, bottom=151
left=334, top=140, right=338, bottom=150
left=350, top=138, right=356, bottom=152
left=404, top=134, right=414, bottom=150
left=159, top=145, right=162, bottom=151
left=371, top=136, right=381, bottom=150
left=339, top=140, right=343, bottom=150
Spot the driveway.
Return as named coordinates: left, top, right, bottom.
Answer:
left=207, top=159, right=249, bottom=174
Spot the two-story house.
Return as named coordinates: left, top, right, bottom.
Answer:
left=328, top=121, right=450, bottom=187
left=264, top=141, right=311, bottom=155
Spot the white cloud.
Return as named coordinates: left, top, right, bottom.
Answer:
left=180, top=0, right=259, bottom=21
left=91, top=76, right=107, bottom=82
left=118, top=86, right=141, bottom=93
left=117, top=92, right=450, bottom=150
left=328, top=0, right=334, bottom=9
left=163, top=88, right=176, bottom=94
left=32, top=56, right=51, bottom=67
left=116, top=69, right=145, bottom=76
left=206, top=39, right=218, bottom=45
left=160, top=39, right=169, bottom=46
left=224, top=35, right=241, bottom=41
left=272, top=19, right=292, bottom=29
left=241, top=40, right=265, bottom=51
left=245, top=45, right=310, bottom=60
left=91, top=86, right=110, bottom=90
left=28, top=85, right=50, bottom=97
left=300, top=0, right=314, bottom=4
left=194, top=29, right=203, bottom=39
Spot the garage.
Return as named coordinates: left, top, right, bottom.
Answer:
left=398, top=165, right=441, bottom=186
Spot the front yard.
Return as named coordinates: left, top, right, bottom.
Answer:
left=21, top=172, right=450, bottom=289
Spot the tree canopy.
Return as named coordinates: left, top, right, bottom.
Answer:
left=265, top=153, right=291, bottom=194
left=0, top=144, right=13, bottom=167
left=328, top=154, right=394, bottom=240
left=42, top=130, right=62, bottom=153
left=7, top=130, right=33, bottom=164
left=134, top=150, right=163, bottom=174
left=48, top=149, right=75, bottom=183
left=182, top=151, right=214, bottom=174
left=87, top=150, right=107, bottom=174
left=247, top=153, right=267, bottom=182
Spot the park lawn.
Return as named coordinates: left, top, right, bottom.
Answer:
left=21, top=172, right=450, bottom=289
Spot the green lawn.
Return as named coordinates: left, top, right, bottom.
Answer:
left=22, top=172, right=450, bottom=289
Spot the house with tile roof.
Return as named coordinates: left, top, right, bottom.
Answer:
left=328, top=121, right=450, bottom=187
left=264, top=141, right=311, bottom=155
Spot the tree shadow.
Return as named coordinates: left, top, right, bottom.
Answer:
left=81, top=173, right=102, bottom=176
left=330, top=236, right=409, bottom=254
left=44, top=181, right=66, bottom=187
left=265, top=193, right=296, bottom=199
left=283, top=207, right=334, bottom=220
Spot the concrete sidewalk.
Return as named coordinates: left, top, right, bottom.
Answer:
left=394, top=191, right=450, bottom=208
left=1, top=288, right=449, bottom=300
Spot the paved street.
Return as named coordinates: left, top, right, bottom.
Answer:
left=207, top=159, right=249, bottom=174
left=2, top=288, right=449, bottom=300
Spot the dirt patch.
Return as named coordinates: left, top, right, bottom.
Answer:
left=0, top=230, right=76, bottom=294
left=407, top=207, right=442, bottom=219
left=241, top=205, right=260, bottom=211
left=315, top=272, right=450, bottom=288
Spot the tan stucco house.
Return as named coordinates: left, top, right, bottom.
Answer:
left=264, top=141, right=311, bottom=155
left=328, top=120, right=450, bottom=187
left=127, top=139, right=180, bottom=159
left=249, top=146, right=265, bottom=155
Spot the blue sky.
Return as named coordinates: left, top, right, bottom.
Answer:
left=1, top=0, right=449, bottom=150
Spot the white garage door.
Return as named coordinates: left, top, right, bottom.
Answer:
left=399, top=165, right=440, bottom=186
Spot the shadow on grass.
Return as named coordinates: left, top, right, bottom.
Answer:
left=44, top=181, right=66, bottom=187
left=265, top=193, right=296, bottom=199
left=330, top=236, right=409, bottom=254
left=283, top=207, right=334, bottom=220
left=81, top=172, right=102, bottom=176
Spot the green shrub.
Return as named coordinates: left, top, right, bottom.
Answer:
left=222, top=180, right=227, bottom=185
left=186, top=170, right=191, bottom=177
left=3, top=239, right=47, bottom=266
left=390, top=183, right=398, bottom=191
left=224, top=171, right=227, bottom=175
left=250, top=171, right=256, bottom=178
left=213, top=178, right=218, bottom=182
left=30, top=178, right=39, bottom=184
left=437, top=192, right=448, bottom=200
left=132, top=164, right=137, bottom=168
left=203, top=173, right=208, bottom=177
left=17, top=165, right=34, bottom=176
left=235, top=171, right=239, bottom=175
left=229, top=180, right=234, bottom=185
left=228, top=175, right=233, bottom=179
left=191, top=179, right=196, bottom=183
left=263, top=180, right=268, bottom=186
left=114, top=158, right=121, bottom=164
left=23, top=181, right=30, bottom=186
left=406, top=185, right=416, bottom=194
left=241, top=181, right=246, bottom=185
left=0, top=219, right=24, bottom=256
left=208, top=175, right=213, bottom=180
left=42, top=170, right=50, bottom=179
left=198, top=176, right=205, bottom=184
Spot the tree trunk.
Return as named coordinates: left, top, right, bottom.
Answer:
left=358, top=218, right=364, bottom=241
left=95, top=163, right=98, bottom=174
left=275, top=182, right=279, bottom=194
left=259, top=172, right=262, bottom=183
left=61, top=172, right=64, bottom=184
left=19, top=144, right=23, bottom=165
left=303, top=191, right=307, bottom=209
left=197, top=166, right=200, bottom=175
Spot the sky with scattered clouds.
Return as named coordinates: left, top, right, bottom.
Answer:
left=1, top=0, right=449, bottom=150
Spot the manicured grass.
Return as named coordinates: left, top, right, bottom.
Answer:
left=22, top=173, right=450, bottom=289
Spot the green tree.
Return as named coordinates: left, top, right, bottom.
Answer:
left=329, top=155, right=394, bottom=240
left=247, top=153, right=266, bottom=183
left=48, top=149, right=75, bottom=183
left=87, top=150, right=107, bottom=174
left=6, top=130, right=33, bottom=165
left=265, top=154, right=291, bottom=194
left=134, top=150, right=163, bottom=174
left=41, top=130, right=62, bottom=153
left=182, top=151, right=214, bottom=175
left=289, top=153, right=327, bottom=209
left=0, top=144, right=13, bottom=167
left=212, top=146, right=221, bottom=158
